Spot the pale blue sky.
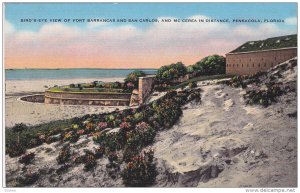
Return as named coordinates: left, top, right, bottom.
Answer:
left=4, top=3, right=297, bottom=69
left=5, top=3, right=298, bottom=31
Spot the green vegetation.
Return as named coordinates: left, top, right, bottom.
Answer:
left=48, top=87, right=125, bottom=93
left=155, top=55, right=226, bottom=89
left=156, top=62, right=187, bottom=83
left=122, top=150, right=156, bottom=187
left=193, top=55, right=226, bottom=75
left=46, top=80, right=131, bottom=94
left=230, top=34, right=297, bottom=53
left=124, top=70, right=146, bottom=89
left=6, top=85, right=203, bottom=187
left=6, top=119, right=72, bottom=157
left=222, top=71, right=291, bottom=107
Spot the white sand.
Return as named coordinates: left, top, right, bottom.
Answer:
left=5, top=78, right=126, bottom=127
left=153, top=81, right=297, bottom=187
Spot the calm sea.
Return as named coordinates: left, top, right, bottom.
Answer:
left=5, top=69, right=157, bottom=80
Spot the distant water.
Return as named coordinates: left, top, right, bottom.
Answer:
left=5, top=69, right=157, bottom=80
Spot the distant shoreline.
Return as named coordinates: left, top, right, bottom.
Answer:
left=5, top=68, right=157, bottom=81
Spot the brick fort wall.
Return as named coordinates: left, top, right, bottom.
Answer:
left=226, top=47, right=297, bottom=75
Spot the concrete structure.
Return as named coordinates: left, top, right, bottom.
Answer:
left=44, top=91, right=131, bottom=106
left=226, top=35, right=297, bottom=75
left=43, top=75, right=156, bottom=106
left=138, top=75, right=156, bottom=104
left=20, top=94, right=45, bottom=103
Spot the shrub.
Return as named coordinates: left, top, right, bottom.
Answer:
left=57, top=144, right=71, bottom=164
left=188, top=81, right=197, bottom=89
left=124, top=70, right=146, bottom=89
left=19, top=152, right=35, bottom=165
left=63, top=131, right=80, bottom=143
left=244, top=85, right=284, bottom=107
left=97, top=122, right=108, bottom=130
left=56, top=163, right=72, bottom=174
left=92, top=132, right=102, bottom=143
left=135, top=122, right=156, bottom=145
left=16, top=171, right=39, bottom=187
left=120, top=122, right=132, bottom=131
left=7, top=143, right=26, bottom=157
left=152, top=99, right=182, bottom=128
left=94, top=146, right=105, bottom=158
left=193, top=55, right=226, bottom=75
left=27, top=137, right=44, bottom=148
left=83, top=151, right=96, bottom=170
left=156, top=62, right=187, bottom=84
left=121, top=150, right=156, bottom=187
left=108, top=152, right=118, bottom=163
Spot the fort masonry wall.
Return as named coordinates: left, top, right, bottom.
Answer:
left=226, top=47, right=297, bottom=75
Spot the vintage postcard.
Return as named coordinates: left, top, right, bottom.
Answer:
left=2, top=2, right=298, bottom=190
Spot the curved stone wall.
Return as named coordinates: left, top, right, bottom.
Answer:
left=44, top=91, right=131, bottom=106
left=20, top=94, right=45, bottom=103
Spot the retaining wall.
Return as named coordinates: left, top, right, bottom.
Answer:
left=44, top=91, right=131, bottom=106
left=20, top=94, right=45, bottom=103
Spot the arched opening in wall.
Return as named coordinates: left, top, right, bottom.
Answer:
left=264, top=63, right=266, bottom=67
left=242, top=64, right=244, bottom=67
left=247, top=64, right=249, bottom=67
left=252, top=64, right=254, bottom=67
left=258, top=63, right=260, bottom=67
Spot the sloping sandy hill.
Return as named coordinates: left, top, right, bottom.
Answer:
left=5, top=58, right=297, bottom=187
left=153, top=58, right=297, bottom=187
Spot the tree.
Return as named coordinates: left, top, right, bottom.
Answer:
left=124, top=70, right=146, bottom=89
left=193, top=55, right=226, bottom=75
left=156, top=62, right=187, bottom=83
left=187, top=66, right=195, bottom=74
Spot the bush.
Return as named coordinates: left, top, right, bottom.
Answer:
left=108, top=152, right=119, bottom=163
left=63, top=131, right=80, bottom=143
left=156, top=62, right=187, bottom=83
left=56, top=163, right=72, bottom=175
left=19, top=152, right=35, bottom=165
left=83, top=151, right=96, bottom=170
left=7, top=143, right=26, bottom=157
left=95, top=146, right=105, bottom=158
left=121, top=150, right=156, bottom=187
left=193, top=55, right=226, bottom=75
left=16, top=171, right=39, bottom=187
left=188, top=81, right=197, bottom=89
left=97, top=122, right=108, bottom=130
left=152, top=98, right=182, bottom=128
left=244, top=85, right=283, bottom=107
left=57, top=144, right=71, bottom=164
left=124, top=70, right=146, bottom=89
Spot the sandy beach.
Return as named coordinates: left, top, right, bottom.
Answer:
left=5, top=77, right=125, bottom=128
